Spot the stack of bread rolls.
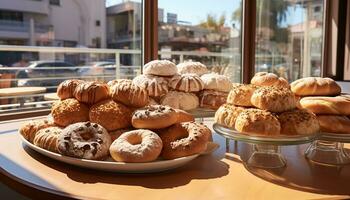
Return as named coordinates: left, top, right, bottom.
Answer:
left=19, top=79, right=212, bottom=162
left=132, top=60, right=232, bottom=111
left=215, top=72, right=320, bottom=136
left=291, top=77, right=350, bottom=134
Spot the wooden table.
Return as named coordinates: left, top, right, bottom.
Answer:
left=0, top=87, right=47, bottom=107
left=43, top=93, right=59, bottom=101
left=0, top=117, right=350, bottom=200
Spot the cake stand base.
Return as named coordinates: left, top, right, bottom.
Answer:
left=246, top=144, right=286, bottom=168
left=305, top=140, right=350, bottom=166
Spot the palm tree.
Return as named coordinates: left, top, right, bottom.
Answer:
left=199, top=13, right=226, bottom=32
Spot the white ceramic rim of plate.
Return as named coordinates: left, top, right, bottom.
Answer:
left=20, top=134, right=199, bottom=167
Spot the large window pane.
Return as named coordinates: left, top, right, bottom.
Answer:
left=255, top=0, right=324, bottom=81
left=158, top=0, right=242, bottom=83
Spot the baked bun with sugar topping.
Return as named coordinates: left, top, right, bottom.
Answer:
left=227, top=84, right=259, bottom=107
left=160, top=91, right=199, bottom=111
left=201, top=73, right=232, bottom=92
left=177, top=61, right=208, bottom=76
left=278, top=109, right=319, bottom=135
left=132, top=74, right=169, bottom=98
left=169, top=73, right=204, bottom=92
left=132, top=105, right=178, bottom=129
left=143, top=60, right=177, bottom=76
left=57, top=79, right=84, bottom=100
left=73, top=81, right=109, bottom=105
left=251, top=72, right=289, bottom=88
left=214, top=104, right=245, bottom=128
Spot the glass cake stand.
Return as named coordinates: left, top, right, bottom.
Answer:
left=213, top=123, right=318, bottom=168
left=305, top=132, right=350, bottom=166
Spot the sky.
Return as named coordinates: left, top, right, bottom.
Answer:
left=106, top=0, right=306, bottom=27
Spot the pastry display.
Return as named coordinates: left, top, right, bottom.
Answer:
left=198, top=90, right=228, bottom=110
left=51, top=98, right=89, bottom=127
left=160, top=91, right=199, bottom=110
left=214, top=104, right=245, bottom=128
left=132, top=74, right=169, bottom=98
left=73, top=81, right=110, bottom=105
left=177, top=61, right=208, bottom=76
left=251, top=72, right=289, bottom=88
left=33, top=126, right=62, bottom=153
left=169, top=73, right=204, bottom=92
left=316, top=115, right=350, bottom=134
left=278, top=109, right=320, bottom=135
left=131, top=105, right=178, bottom=129
left=227, top=84, right=258, bottom=107
left=109, top=129, right=163, bottom=162
left=290, top=77, right=341, bottom=96
left=143, top=60, right=177, bottom=77
left=57, top=79, right=84, bottom=100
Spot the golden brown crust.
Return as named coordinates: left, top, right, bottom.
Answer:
left=110, top=79, right=149, bottom=108
left=169, top=74, right=204, bottom=92
left=177, top=61, right=208, bottom=76
left=33, top=126, right=62, bottom=152
left=235, top=108, right=281, bottom=135
left=198, top=90, right=228, bottom=110
left=19, top=118, right=56, bottom=143
left=290, top=77, right=341, bottom=96
left=227, top=84, right=258, bottom=107
left=107, top=79, right=132, bottom=88
left=159, top=122, right=211, bottom=159
left=131, top=105, right=178, bottom=129
left=214, top=104, right=245, bottom=128
left=89, top=99, right=132, bottom=131
left=73, top=81, right=110, bottom=105
left=51, top=98, right=89, bottom=127
left=251, top=72, right=289, bottom=88
left=317, top=115, right=350, bottom=134
left=251, top=86, right=296, bottom=112
left=278, top=109, right=319, bottom=135
left=175, top=109, right=195, bottom=123
left=299, top=95, right=350, bottom=115
left=57, top=79, right=84, bottom=100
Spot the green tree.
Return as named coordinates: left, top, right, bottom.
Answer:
left=199, top=13, right=226, bottom=31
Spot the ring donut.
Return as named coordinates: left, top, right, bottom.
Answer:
left=109, top=129, right=163, bottom=162
left=131, top=105, right=178, bottom=129
left=159, top=122, right=211, bottom=159
left=57, top=122, right=112, bottom=160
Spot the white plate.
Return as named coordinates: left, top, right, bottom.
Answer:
left=21, top=135, right=199, bottom=173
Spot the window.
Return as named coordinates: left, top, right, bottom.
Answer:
left=49, top=0, right=60, bottom=6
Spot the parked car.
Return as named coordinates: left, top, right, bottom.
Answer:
left=16, top=61, right=78, bottom=89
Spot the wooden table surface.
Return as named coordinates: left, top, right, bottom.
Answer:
left=43, top=93, right=59, bottom=101
left=0, top=87, right=47, bottom=97
left=0, top=117, right=350, bottom=200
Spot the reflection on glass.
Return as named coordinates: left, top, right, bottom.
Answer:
left=158, top=0, right=242, bottom=82
left=255, top=0, right=324, bottom=81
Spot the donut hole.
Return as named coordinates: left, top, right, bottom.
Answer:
left=126, top=134, right=143, bottom=145
left=174, top=126, right=189, bottom=141
left=80, top=131, right=94, bottom=141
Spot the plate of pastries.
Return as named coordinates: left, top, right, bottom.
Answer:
left=19, top=63, right=220, bottom=172
left=214, top=72, right=335, bottom=141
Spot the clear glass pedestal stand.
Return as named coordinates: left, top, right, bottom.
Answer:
left=305, top=140, right=350, bottom=165
left=247, top=144, right=287, bottom=168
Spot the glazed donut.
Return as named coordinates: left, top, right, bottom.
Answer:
left=143, top=60, right=177, bottom=76
left=227, top=84, right=258, bottom=107
left=109, top=129, right=163, bottom=162
left=110, top=79, right=149, bottom=108
left=177, top=61, right=208, bottom=76
left=278, top=109, right=319, bottom=135
left=57, top=79, right=84, bottom=100
left=33, top=126, right=62, bottom=152
left=290, top=77, right=341, bottom=96
left=51, top=98, right=89, bottom=127
left=251, top=86, right=296, bottom=112
left=159, top=122, right=211, bottom=159
left=251, top=72, right=289, bottom=88
left=89, top=99, right=132, bottom=131
left=201, top=73, right=232, bottom=92
left=132, top=105, right=178, bottom=129
left=169, top=74, right=204, bottom=92
left=19, top=118, right=56, bottom=143
left=299, top=95, right=350, bottom=115
left=57, top=122, right=112, bottom=160
left=73, top=81, right=110, bottom=105
left=132, top=74, right=169, bottom=98
left=214, top=104, right=245, bottom=128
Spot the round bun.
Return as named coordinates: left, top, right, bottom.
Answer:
left=317, top=115, right=350, bottom=134
left=251, top=86, right=296, bottom=112
left=299, top=95, right=350, bottom=115
left=132, top=105, right=178, bottom=129
left=251, top=72, right=289, bottom=88
left=143, top=60, right=177, bottom=76
left=110, top=79, right=149, bottom=108
left=235, top=108, right=281, bottom=135
left=51, top=98, right=89, bottom=127
left=19, top=118, right=56, bottom=143
left=73, top=81, right=110, bottom=105
left=109, top=129, right=163, bottom=162
left=33, top=126, right=62, bottom=152
left=57, top=79, right=84, bottom=100
left=159, top=122, right=211, bottom=159
left=169, top=74, right=204, bottom=92
left=177, top=61, right=208, bottom=76
left=198, top=90, right=228, bottom=110
left=175, top=109, right=195, bottom=123
left=160, top=91, right=199, bottom=111
left=57, top=122, right=112, bottom=160
left=227, top=84, right=258, bottom=107
left=278, top=109, right=319, bottom=135
left=132, top=74, right=169, bottom=98
left=290, top=77, right=341, bottom=96
left=201, top=73, right=232, bottom=92
left=214, top=104, right=245, bottom=128
left=89, top=99, right=132, bottom=131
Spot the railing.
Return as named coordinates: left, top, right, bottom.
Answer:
left=0, top=20, right=50, bottom=33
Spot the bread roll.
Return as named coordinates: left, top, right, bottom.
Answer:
left=299, top=95, right=350, bottom=115
left=132, top=74, right=169, bottom=98
left=201, top=73, right=232, bottom=92
left=227, top=84, right=258, bottom=107
left=316, top=115, right=350, bottom=134
left=235, top=108, right=281, bottom=135
left=143, top=60, right=177, bottom=76
left=73, top=81, right=110, bottom=105
left=278, top=109, right=319, bottom=135
left=169, top=74, right=204, bottom=92
left=290, top=77, right=341, bottom=96
left=177, top=61, right=208, bottom=76
left=160, top=91, right=199, bottom=111
left=251, top=86, right=296, bottom=112
left=214, top=104, right=245, bottom=128
left=251, top=72, right=289, bottom=88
